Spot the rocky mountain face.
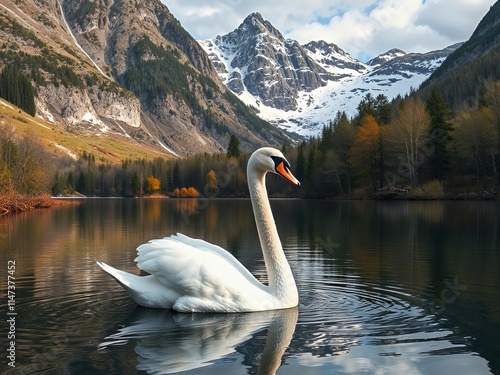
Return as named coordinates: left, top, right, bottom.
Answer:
left=200, top=13, right=460, bottom=135
left=303, top=40, right=367, bottom=75
left=367, top=49, right=406, bottom=67
left=365, top=44, right=462, bottom=85
left=200, top=13, right=330, bottom=111
left=0, top=0, right=285, bottom=157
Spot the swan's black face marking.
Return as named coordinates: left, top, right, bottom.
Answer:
left=270, top=155, right=301, bottom=187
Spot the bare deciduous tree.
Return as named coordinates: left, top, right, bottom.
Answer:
left=388, top=97, right=431, bottom=187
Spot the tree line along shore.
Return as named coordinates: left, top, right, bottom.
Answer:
left=2, top=80, right=500, bottom=216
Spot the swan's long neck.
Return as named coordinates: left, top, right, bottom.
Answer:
left=248, top=167, right=298, bottom=303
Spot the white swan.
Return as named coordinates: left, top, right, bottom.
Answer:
left=97, top=147, right=300, bottom=313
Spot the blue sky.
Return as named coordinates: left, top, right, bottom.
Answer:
left=162, top=0, right=496, bottom=61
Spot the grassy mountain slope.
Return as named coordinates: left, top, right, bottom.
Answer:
left=0, top=0, right=288, bottom=159
left=0, top=98, right=166, bottom=162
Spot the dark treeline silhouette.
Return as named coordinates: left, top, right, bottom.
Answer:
left=2, top=78, right=500, bottom=200
left=49, top=79, right=500, bottom=199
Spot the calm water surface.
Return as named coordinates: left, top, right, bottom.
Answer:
left=0, top=199, right=499, bottom=374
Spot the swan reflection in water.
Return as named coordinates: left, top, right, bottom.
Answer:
left=99, top=307, right=298, bottom=374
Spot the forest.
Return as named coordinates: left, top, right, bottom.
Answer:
left=1, top=77, right=500, bottom=203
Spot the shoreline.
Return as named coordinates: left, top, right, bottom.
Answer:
left=0, top=193, right=74, bottom=216
left=1, top=192, right=498, bottom=216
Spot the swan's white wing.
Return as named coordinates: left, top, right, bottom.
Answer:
left=135, top=233, right=269, bottom=312
left=170, top=233, right=261, bottom=284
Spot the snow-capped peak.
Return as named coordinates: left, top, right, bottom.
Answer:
left=198, top=13, right=460, bottom=136
left=367, top=49, right=407, bottom=67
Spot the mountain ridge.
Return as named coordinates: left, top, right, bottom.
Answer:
left=419, top=1, right=500, bottom=109
left=199, top=12, right=460, bottom=135
left=0, top=0, right=287, bottom=159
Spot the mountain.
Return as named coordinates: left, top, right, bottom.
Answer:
left=367, top=49, right=406, bottom=67
left=199, top=13, right=331, bottom=112
left=419, top=1, right=500, bottom=109
left=0, top=0, right=286, bottom=158
left=199, top=13, right=460, bottom=135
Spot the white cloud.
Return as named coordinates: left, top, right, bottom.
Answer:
left=163, top=0, right=496, bottom=61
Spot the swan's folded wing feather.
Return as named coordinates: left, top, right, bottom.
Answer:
left=134, top=234, right=266, bottom=300
left=169, top=233, right=261, bottom=285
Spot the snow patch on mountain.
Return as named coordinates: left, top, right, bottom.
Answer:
left=199, top=13, right=461, bottom=136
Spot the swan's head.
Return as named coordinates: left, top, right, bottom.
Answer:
left=249, top=147, right=300, bottom=187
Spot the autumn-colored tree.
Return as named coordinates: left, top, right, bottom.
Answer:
left=173, top=187, right=180, bottom=197
left=484, top=80, right=500, bottom=133
left=387, top=97, right=431, bottom=188
left=0, top=159, right=11, bottom=194
left=145, top=176, right=160, bottom=194
left=205, top=169, right=218, bottom=197
left=187, top=187, right=200, bottom=198
left=9, top=132, right=50, bottom=194
left=451, top=108, right=498, bottom=191
left=175, top=186, right=200, bottom=198
left=180, top=187, right=188, bottom=197
left=349, top=115, right=382, bottom=192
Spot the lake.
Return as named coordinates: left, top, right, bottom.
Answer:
left=0, top=199, right=499, bottom=374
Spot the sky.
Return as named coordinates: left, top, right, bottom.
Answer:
left=162, top=0, right=496, bottom=62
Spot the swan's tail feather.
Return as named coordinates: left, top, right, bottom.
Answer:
left=97, top=261, right=177, bottom=309
left=97, top=261, right=135, bottom=287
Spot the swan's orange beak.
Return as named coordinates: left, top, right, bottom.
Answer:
left=276, top=161, right=301, bottom=187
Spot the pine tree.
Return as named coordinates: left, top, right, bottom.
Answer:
left=426, top=90, right=453, bottom=179
left=131, top=172, right=142, bottom=196
left=227, top=135, right=241, bottom=158
left=332, top=114, right=355, bottom=193
left=356, top=93, right=377, bottom=124
left=0, top=67, right=36, bottom=116
left=375, top=94, right=392, bottom=125
left=295, top=142, right=306, bottom=182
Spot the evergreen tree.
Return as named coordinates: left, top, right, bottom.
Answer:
left=426, top=90, right=453, bottom=179
left=171, top=162, right=181, bottom=189
left=295, top=142, right=306, bottom=182
left=375, top=94, right=392, bottom=124
left=356, top=93, right=377, bottom=124
left=0, top=66, right=36, bottom=116
left=227, top=135, right=241, bottom=158
left=306, top=143, right=316, bottom=189
left=356, top=94, right=391, bottom=125
left=131, top=172, right=142, bottom=196
left=331, top=114, right=355, bottom=193
left=51, top=171, right=66, bottom=196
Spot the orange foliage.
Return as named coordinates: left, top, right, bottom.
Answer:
left=174, top=186, right=200, bottom=198
left=349, top=115, right=382, bottom=190
left=145, top=176, right=161, bottom=194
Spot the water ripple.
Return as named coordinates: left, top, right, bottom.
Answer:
left=292, top=258, right=465, bottom=362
